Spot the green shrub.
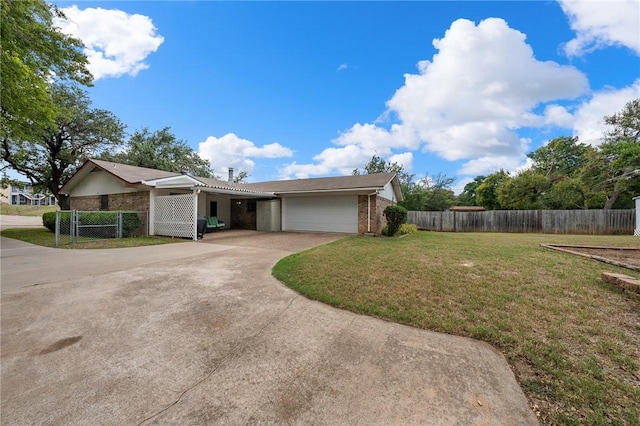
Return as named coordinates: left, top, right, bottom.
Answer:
left=399, top=223, right=418, bottom=235
left=383, top=205, right=408, bottom=236
left=42, top=211, right=71, bottom=232
left=381, top=226, right=390, bottom=236
left=122, top=212, right=142, bottom=237
left=42, top=212, right=56, bottom=231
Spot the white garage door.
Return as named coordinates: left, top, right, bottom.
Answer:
left=282, top=195, right=358, bottom=233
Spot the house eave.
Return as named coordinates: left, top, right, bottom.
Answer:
left=191, top=185, right=276, bottom=198
left=274, top=187, right=384, bottom=196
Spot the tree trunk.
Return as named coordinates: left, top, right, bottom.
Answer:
left=57, top=193, right=70, bottom=210
left=603, top=185, right=622, bottom=210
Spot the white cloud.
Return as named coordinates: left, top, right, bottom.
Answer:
left=542, top=104, right=575, bottom=127
left=458, top=153, right=528, bottom=177
left=337, top=63, right=349, bottom=71
left=559, top=0, right=640, bottom=56
left=198, top=133, right=293, bottom=177
left=57, top=6, right=164, bottom=80
left=278, top=162, right=333, bottom=180
left=388, top=152, right=414, bottom=171
left=387, top=17, right=588, bottom=165
left=280, top=17, right=589, bottom=179
left=570, top=79, right=640, bottom=145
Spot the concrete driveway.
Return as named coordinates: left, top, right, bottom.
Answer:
left=1, top=228, right=537, bottom=425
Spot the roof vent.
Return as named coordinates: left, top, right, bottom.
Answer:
left=228, top=168, right=234, bottom=187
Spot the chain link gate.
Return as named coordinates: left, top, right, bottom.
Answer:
left=55, top=210, right=148, bottom=246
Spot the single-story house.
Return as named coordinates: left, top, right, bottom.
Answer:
left=59, top=159, right=403, bottom=240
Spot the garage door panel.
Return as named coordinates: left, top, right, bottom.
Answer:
left=283, top=195, right=357, bottom=233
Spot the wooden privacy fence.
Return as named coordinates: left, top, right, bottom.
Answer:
left=408, top=209, right=636, bottom=235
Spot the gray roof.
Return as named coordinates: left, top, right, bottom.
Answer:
left=194, top=176, right=236, bottom=189
left=61, top=159, right=400, bottom=198
left=89, top=159, right=180, bottom=183
left=240, top=173, right=396, bottom=193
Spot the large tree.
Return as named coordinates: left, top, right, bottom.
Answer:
left=421, top=172, right=456, bottom=211
left=102, top=127, right=214, bottom=178
left=496, top=170, right=551, bottom=210
left=528, top=136, right=593, bottom=179
left=1, top=0, right=92, bottom=141
left=1, top=84, right=125, bottom=208
left=353, top=154, right=419, bottom=209
left=457, top=175, right=485, bottom=206
left=583, top=99, right=640, bottom=209
left=476, top=170, right=509, bottom=210
left=352, top=155, right=457, bottom=211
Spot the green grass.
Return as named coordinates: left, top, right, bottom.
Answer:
left=273, top=232, right=640, bottom=425
left=0, top=204, right=59, bottom=216
left=0, top=228, right=182, bottom=248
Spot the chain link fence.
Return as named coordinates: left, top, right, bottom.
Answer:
left=55, top=211, right=148, bottom=246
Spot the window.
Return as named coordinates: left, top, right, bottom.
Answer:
left=100, top=195, right=109, bottom=210
left=247, top=200, right=256, bottom=212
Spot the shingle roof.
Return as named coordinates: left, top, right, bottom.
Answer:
left=61, top=159, right=400, bottom=199
left=239, top=173, right=396, bottom=193
left=89, top=159, right=180, bottom=183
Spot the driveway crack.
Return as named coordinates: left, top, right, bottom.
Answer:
left=137, top=295, right=300, bottom=425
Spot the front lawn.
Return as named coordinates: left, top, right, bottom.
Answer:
left=0, top=228, right=181, bottom=248
left=273, top=232, right=640, bottom=425
left=0, top=204, right=58, bottom=216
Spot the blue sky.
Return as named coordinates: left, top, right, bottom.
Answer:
left=49, top=0, right=639, bottom=191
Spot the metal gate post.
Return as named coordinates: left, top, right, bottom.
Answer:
left=117, top=212, right=123, bottom=238
left=71, top=210, right=77, bottom=244
left=55, top=211, right=60, bottom=246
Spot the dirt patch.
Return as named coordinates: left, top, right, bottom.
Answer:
left=541, top=244, right=640, bottom=270
left=569, top=247, right=640, bottom=267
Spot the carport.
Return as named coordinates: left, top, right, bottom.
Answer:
left=143, top=171, right=276, bottom=241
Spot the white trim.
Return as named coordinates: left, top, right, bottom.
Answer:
left=142, top=175, right=203, bottom=187
left=275, top=187, right=383, bottom=195
left=193, top=190, right=199, bottom=241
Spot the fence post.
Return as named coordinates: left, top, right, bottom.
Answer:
left=71, top=210, right=77, bottom=244
left=117, top=212, right=123, bottom=238
left=55, top=210, right=60, bottom=247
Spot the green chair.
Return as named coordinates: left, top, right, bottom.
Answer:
left=206, top=216, right=225, bottom=232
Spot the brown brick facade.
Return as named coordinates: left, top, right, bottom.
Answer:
left=357, top=195, right=394, bottom=235
left=70, top=191, right=150, bottom=212
left=230, top=199, right=257, bottom=230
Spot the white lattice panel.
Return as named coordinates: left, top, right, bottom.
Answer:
left=154, top=194, right=195, bottom=239
left=635, top=229, right=640, bottom=237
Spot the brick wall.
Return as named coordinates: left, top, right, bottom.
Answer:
left=231, top=199, right=256, bottom=229
left=109, top=192, right=149, bottom=211
left=376, top=196, right=393, bottom=234
left=70, top=195, right=100, bottom=211
left=357, top=195, right=394, bottom=235
left=70, top=191, right=149, bottom=211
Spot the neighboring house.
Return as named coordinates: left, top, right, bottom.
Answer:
left=59, top=159, right=403, bottom=240
left=0, top=182, right=56, bottom=206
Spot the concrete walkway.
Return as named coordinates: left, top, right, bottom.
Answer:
left=1, top=225, right=538, bottom=425
left=0, top=214, right=44, bottom=230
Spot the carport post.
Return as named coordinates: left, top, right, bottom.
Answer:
left=193, top=189, right=199, bottom=241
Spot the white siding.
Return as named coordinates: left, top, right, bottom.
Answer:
left=70, top=170, right=139, bottom=196
left=282, top=195, right=357, bottom=233
left=378, top=181, right=396, bottom=202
